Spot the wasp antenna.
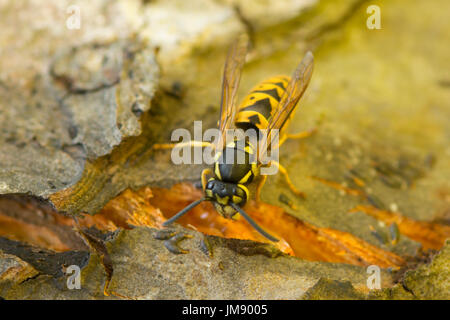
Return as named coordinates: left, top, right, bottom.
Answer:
left=163, top=198, right=207, bottom=227
left=230, top=203, right=279, bottom=242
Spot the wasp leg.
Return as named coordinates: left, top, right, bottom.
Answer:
left=152, top=140, right=214, bottom=150
left=255, top=175, right=268, bottom=201
left=279, top=128, right=317, bottom=147
left=270, top=161, right=305, bottom=198
left=164, top=233, right=193, bottom=254
left=200, top=235, right=214, bottom=258
left=154, top=229, right=177, bottom=240
left=201, top=168, right=213, bottom=191
left=154, top=229, right=193, bottom=254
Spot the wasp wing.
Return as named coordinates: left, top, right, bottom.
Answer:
left=258, top=51, right=314, bottom=161
left=217, top=34, right=249, bottom=149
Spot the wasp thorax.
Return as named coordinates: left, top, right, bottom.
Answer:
left=214, top=139, right=258, bottom=185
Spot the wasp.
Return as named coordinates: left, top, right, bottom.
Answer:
left=153, top=35, right=314, bottom=243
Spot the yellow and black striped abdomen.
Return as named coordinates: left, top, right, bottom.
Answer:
left=235, top=75, right=290, bottom=132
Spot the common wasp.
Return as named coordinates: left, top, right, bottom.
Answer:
left=153, top=35, right=314, bottom=242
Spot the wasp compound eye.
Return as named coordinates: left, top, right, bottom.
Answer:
left=206, top=180, right=214, bottom=190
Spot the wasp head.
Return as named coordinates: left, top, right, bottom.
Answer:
left=204, top=179, right=248, bottom=219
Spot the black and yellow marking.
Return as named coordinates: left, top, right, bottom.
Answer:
left=214, top=162, right=222, bottom=180
left=216, top=195, right=229, bottom=205
left=235, top=76, right=290, bottom=131
left=237, top=169, right=253, bottom=184
left=215, top=140, right=257, bottom=185
left=237, top=183, right=249, bottom=201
